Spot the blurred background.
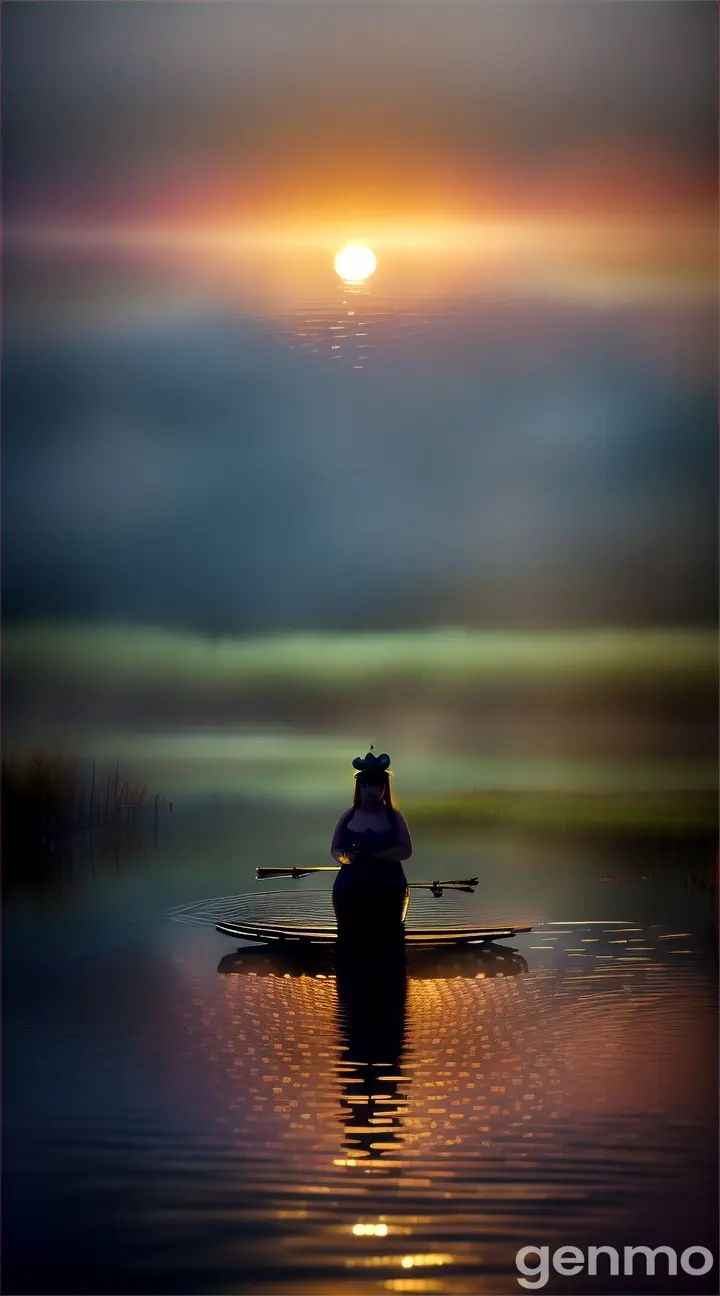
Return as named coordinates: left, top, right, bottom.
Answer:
left=2, top=1, right=717, bottom=824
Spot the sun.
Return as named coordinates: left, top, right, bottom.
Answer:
left=334, top=244, right=377, bottom=284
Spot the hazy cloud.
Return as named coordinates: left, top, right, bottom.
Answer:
left=2, top=300, right=716, bottom=631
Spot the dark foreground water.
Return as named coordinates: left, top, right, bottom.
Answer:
left=3, top=803, right=718, bottom=1295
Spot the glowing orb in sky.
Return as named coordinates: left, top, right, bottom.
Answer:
left=334, top=244, right=377, bottom=283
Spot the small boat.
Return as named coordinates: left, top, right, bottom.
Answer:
left=213, top=879, right=532, bottom=948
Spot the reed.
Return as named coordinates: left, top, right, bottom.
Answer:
left=1, top=750, right=168, bottom=849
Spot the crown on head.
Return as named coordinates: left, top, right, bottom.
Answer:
left=352, top=745, right=391, bottom=775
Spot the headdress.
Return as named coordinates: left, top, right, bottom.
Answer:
left=352, top=746, right=392, bottom=778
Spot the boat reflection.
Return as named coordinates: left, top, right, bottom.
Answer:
left=218, top=939, right=528, bottom=1167
left=217, top=940, right=529, bottom=982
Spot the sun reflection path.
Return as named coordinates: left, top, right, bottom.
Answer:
left=281, top=240, right=377, bottom=371
left=286, top=284, right=376, bottom=372
left=170, top=920, right=716, bottom=1292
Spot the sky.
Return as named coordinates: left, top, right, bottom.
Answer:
left=2, top=1, right=717, bottom=638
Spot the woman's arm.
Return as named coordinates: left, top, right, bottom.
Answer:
left=330, top=810, right=355, bottom=864
left=368, top=811, right=413, bottom=862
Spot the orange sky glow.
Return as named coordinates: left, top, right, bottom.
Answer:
left=8, top=143, right=715, bottom=309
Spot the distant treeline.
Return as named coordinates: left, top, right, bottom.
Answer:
left=3, top=626, right=716, bottom=741
left=404, top=788, right=718, bottom=838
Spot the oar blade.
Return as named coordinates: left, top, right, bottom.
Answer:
left=256, top=867, right=315, bottom=879
left=435, top=877, right=479, bottom=888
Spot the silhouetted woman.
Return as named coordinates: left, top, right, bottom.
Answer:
left=330, top=750, right=412, bottom=939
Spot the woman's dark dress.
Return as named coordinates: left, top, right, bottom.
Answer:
left=332, top=810, right=409, bottom=935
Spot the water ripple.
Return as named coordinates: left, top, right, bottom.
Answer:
left=6, top=917, right=716, bottom=1293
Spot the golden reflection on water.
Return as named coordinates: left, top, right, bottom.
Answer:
left=383, top=1282, right=446, bottom=1294
left=172, top=924, right=715, bottom=1292
left=288, top=284, right=375, bottom=371
left=281, top=291, right=458, bottom=374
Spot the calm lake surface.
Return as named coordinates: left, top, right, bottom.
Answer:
left=4, top=802, right=717, bottom=1295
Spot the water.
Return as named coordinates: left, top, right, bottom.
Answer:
left=3, top=804, right=717, bottom=1294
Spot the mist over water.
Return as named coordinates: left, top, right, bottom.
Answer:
left=3, top=294, right=717, bottom=633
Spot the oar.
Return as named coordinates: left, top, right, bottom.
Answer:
left=414, top=877, right=479, bottom=890
left=257, top=866, right=338, bottom=879
left=256, top=866, right=479, bottom=894
left=412, top=881, right=478, bottom=895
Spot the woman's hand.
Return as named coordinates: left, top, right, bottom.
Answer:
left=336, top=849, right=360, bottom=865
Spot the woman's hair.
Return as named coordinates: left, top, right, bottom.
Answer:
left=353, top=772, right=396, bottom=809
